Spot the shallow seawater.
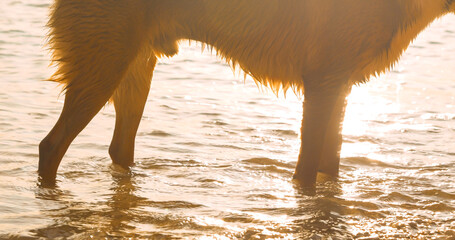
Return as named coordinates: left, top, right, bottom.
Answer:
left=1, top=1, right=455, bottom=239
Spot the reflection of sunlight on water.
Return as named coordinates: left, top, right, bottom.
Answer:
left=342, top=83, right=390, bottom=158
left=343, top=81, right=400, bottom=136
left=341, top=142, right=380, bottom=159
left=1, top=0, right=455, bottom=237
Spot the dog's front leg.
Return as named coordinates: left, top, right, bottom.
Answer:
left=109, top=46, right=156, bottom=168
left=293, top=80, right=351, bottom=187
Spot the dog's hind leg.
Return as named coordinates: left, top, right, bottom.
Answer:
left=109, top=46, right=156, bottom=168
left=39, top=1, right=148, bottom=182
left=293, top=80, right=351, bottom=187
left=38, top=82, right=126, bottom=182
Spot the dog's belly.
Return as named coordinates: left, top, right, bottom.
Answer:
left=188, top=0, right=405, bottom=88
left=150, top=0, right=438, bottom=90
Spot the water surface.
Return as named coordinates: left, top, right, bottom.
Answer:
left=0, top=1, right=454, bottom=239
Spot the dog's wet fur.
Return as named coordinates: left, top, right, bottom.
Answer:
left=39, top=0, right=455, bottom=187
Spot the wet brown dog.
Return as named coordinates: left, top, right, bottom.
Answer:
left=39, top=0, right=455, bottom=186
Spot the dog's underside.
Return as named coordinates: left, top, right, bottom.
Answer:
left=39, top=0, right=455, bottom=186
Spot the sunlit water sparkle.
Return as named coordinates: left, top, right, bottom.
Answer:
left=0, top=1, right=454, bottom=239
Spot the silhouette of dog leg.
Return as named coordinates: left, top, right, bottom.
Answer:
left=109, top=47, right=156, bottom=168
left=293, top=81, right=351, bottom=187
left=39, top=84, right=122, bottom=182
